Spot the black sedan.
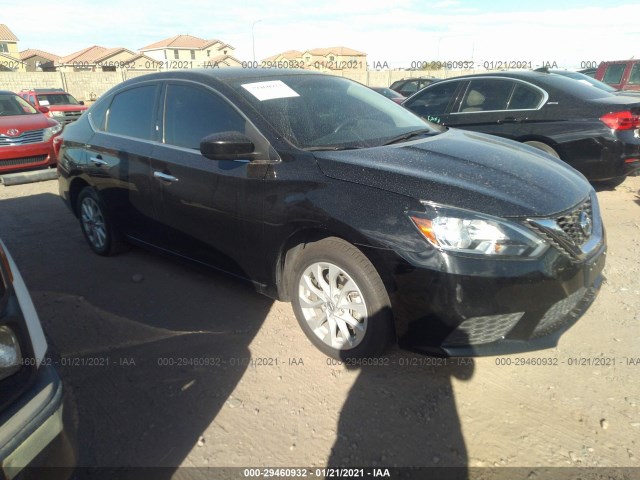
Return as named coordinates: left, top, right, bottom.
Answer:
left=402, top=70, right=640, bottom=186
left=58, top=69, right=605, bottom=359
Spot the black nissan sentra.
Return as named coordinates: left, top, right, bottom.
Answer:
left=57, top=69, right=606, bottom=359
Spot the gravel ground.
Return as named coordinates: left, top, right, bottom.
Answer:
left=0, top=175, right=638, bottom=479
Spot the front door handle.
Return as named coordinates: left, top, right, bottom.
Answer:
left=153, top=171, right=179, bottom=183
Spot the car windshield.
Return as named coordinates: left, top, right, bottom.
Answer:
left=0, top=93, right=38, bottom=116
left=373, top=87, right=404, bottom=99
left=551, top=71, right=617, bottom=92
left=37, top=93, right=80, bottom=105
left=231, top=74, right=437, bottom=149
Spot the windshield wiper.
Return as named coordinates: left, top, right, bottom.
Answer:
left=304, top=146, right=364, bottom=151
left=382, top=129, right=437, bottom=146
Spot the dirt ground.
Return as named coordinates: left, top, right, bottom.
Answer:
left=0, top=175, right=638, bottom=479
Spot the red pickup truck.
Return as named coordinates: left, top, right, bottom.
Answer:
left=19, top=88, right=88, bottom=125
left=595, top=60, right=640, bottom=92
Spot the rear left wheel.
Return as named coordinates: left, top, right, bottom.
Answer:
left=77, top=187, right=128, bottom=256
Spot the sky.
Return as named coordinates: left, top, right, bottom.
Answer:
left=2, top=0, right=639, bottom=69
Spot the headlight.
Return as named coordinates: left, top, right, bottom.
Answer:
left=409, top=203, right=548, bottom=258
left=42, top=122, right=63, bottom=142
left=0, top=326, right=21, bottom=381
left=51, top=110, right=65, bottom=117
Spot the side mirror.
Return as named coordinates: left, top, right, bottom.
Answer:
left=38, top=106, right=50, bottom=114
left=79, top=101, right=85, bottom=105
left=200, top=131, right=255, bottom=161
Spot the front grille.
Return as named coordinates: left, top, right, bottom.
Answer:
left=61, top=110, right=83, bottom=124
left=443, top=312, right=524, bottom=346
left=0, top=129, right=45, bottom=146
left=0, top=155, right=48, bottom=167
left=526, top=195, right=598, bottom=260
left=556, top=197, right=592, bottom=247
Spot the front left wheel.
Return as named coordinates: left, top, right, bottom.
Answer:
left=289, top=237, right=393, bottom=359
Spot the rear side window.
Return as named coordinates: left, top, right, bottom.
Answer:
left=405, top=81, right=459, bottom=117
left=602, top=64, right=626, bottom=84
left=629, top=63, right=640, bottom=85
left=106, top=85, right=157, bottom=140
left=507, top=83, right=543, bottom=110
left=163, top=84, right=245, bottom=149
left=459, top=79, right=514, bottom=112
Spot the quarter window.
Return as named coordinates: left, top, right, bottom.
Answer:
left=602, top=64, right=626, bottom=85
left=106, top=85, right=157, bottom=140
left=163, top=84, right=245, bottom=149
left=507, top=83, right=543, bottom=110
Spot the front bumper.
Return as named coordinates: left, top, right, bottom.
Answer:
left=0, top=365, right=75, bottom=480
left=0, top=143, right=56, bottom=174
left=384, top=237, right=606, bottom=357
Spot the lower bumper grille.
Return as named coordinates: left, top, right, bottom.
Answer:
left=0, top=155, right=48, bottom=167
left=531, top=287, right=596, bottom=338
left=443, top=312, right=524, bottom=346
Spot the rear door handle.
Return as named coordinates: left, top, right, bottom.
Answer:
left=89, top=155, right=108, bottom=167
left=153, top=171, right=179, bottom=183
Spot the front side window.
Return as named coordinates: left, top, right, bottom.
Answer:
left=163, top=84, right=245, bottom=149
left=405, top=81, right=459, bottom=117
left=603, top=64, right=626, bottom=84
left=459, top=79, right=513, bottom=112
left=106, top=85, right=157, bottom=140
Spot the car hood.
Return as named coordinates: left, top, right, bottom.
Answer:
left=0, top=114, right=58, bottom=134
left=313, top=129, right=590, bottom=218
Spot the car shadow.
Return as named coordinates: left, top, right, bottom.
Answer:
left=1, top=188, right=474, bottom=479
left=0, top=191, right=273, bottom=479
left=329, top=324, right=473, bottom=480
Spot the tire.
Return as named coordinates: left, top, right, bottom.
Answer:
left=289, top=237, right=393, bottom=360
left=593, top=176, right=626, bottom=189
left=523, top=141, right=560, bottom=158
left=76, top=187, right=128, bottom=256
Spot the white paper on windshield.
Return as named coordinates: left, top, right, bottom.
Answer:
left=241, top=80, right=299, bottom=101
left=39, top=99, right=50, bottom=105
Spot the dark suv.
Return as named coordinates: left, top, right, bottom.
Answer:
left=58, top=69, right=605, bottom=359
left=19, top=89, right=88, bottom=126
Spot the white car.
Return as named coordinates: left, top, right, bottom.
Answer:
left=0, top=239, right=74, bottom=479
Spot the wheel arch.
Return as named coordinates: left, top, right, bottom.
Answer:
left=68, top=177, right=91, bottom=217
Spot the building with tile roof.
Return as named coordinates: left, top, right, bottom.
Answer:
left=139, top=34, right=236, bottom=67
left=263, top=46, right=367, bottom=71
left=20, top=49, right=59, bottom=71
left=0, top=24, right=26, bottom=71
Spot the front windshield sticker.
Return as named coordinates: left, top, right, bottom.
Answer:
left=39, top=99, right=50, bottom=106
left=241, top=80, right=300, bottom=101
